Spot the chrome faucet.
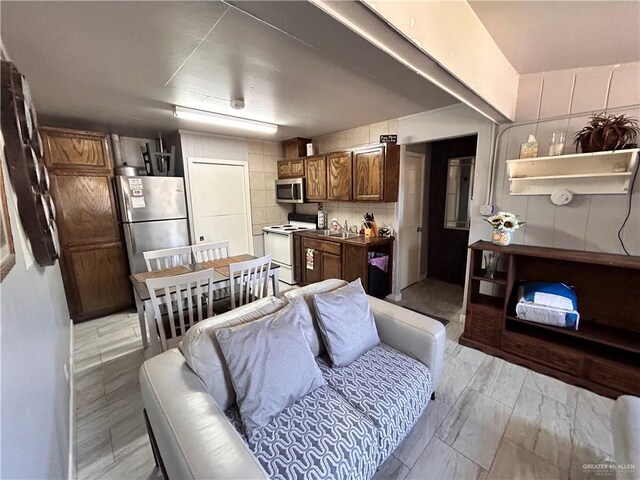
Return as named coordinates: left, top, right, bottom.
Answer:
left=330, top=219, right=341, bottom=232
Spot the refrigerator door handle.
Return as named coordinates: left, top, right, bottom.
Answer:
left=124, top=194, right=133, bottom=223
left=130, top=227, right=136, bottom=254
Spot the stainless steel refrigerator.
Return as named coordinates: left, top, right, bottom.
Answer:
left=115, top=176, right=190, bottom=274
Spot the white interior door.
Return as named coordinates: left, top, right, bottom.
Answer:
left=188, top=160, right=252, bottom=255
left=400, top=152, right=425, bottom=289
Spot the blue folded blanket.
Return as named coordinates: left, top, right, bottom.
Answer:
left=520, top=282, right=577, bottom=310
left=516, top=282, right=579, bottom=330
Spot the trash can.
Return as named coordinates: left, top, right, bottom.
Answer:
left=368, top=252, right=389, bottom=299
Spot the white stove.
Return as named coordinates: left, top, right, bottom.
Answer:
left=263, top=214, right=317, bottom=285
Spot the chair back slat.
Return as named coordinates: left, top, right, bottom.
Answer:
left=191, top=241, right=231, bottom=263
left=143, top=246, right=193, bottom=272
left=146, top=269, right=216, bottom=351
left=229, top=254, right=272, bottom=309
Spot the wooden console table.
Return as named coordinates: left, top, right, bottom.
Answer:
left=460, top=241, right=640, bottom=398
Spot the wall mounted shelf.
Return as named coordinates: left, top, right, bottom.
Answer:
left=507, top=148, right=639, bottom=195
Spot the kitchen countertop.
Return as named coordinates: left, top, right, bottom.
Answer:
left=293, top=229, right=394, bottom=247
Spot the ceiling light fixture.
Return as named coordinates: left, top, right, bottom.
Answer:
left=174, top=106, right=278, bottom=134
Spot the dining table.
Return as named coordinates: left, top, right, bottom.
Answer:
left=129, top=254, right=280, bottom=350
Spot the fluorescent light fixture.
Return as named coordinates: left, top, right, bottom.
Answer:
left=174, top=106, right=278, bottom=134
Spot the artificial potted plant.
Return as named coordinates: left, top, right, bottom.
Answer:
left=573, top=113, right=639, bottom=153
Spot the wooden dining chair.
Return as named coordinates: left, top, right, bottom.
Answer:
left=228, top=254, right=272, bottom=310
left=143, top=246, right=193, bottom=272
left=146, top=269, right=215, bottom=351
left=191, top=241, right=231, bottom=263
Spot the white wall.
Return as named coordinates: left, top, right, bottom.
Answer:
left=399, top=103, right=495, bottom=246
left=494, top=62, right=640, bottom=255
left=0, top=145, right=71, bottom=478
left=175, top=131, right=287, bottom=255
left=363, top=0, right=518, bottom=119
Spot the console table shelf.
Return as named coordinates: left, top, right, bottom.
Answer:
left=461, top=241, right=640, bottom=398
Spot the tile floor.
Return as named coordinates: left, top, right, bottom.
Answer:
left=390, top=278, right=465, bottom=324
left=73, top=285, right=616, bottom=480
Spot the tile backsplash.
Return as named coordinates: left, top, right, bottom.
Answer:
left=247, top=139, right=289, bottom=235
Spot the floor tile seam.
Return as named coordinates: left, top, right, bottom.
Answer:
left=395, top=402, right=451, bottom=470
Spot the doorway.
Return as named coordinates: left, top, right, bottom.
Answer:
left=396, top=135, right=477, bottom=323
left=427, top=135, right=477, bottom=285
left=187, top=158, right=253, bottom=255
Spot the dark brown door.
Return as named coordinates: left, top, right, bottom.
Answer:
left=353, top=146, right=384, bottom=201
left=41, top=127, right=133, bottom=321
left=304, top=155, right=327, bottom=201
left=327, top=151, right=352, bottom=201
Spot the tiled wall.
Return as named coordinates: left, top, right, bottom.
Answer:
left=296, top=118, right=400, bottom=231
left=247, top=140, right=289, bottom=235
left=493, top=62, right=640, bottom=255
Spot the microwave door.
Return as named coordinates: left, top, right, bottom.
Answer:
left=277, top=183, right=294, bottom=202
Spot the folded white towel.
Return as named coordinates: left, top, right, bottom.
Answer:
left=515, top=301, right=580, bottom=329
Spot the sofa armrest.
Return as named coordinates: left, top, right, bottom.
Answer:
left=367, top=296, right=446, bottom=392
left=140, top=349, right=268, bottom=480
left=612, top=395, right=640, bottom=480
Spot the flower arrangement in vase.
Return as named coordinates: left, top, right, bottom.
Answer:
left=484, top=212, right=525, bottom=246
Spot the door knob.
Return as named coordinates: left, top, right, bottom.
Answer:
left=417, top=227, right=423, bottom=232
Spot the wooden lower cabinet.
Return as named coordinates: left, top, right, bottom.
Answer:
left=62, top=243, right=133, bottom=319
left=41, top=126, right=133, bottom=322
left=296, top=232, right=394, bottom=296
left=301, top=237, right=341, bottom=283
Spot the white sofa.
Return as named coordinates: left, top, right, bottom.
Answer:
left=140, top=280, right=446, bottom=479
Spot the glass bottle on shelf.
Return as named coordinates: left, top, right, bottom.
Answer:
left=549, top=131, right=566, bottom=156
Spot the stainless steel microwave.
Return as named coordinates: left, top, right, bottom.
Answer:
left=275, top=178, right=305, bottom=204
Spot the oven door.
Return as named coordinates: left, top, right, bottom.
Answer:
left=263, top=230, right=293, bottom=266
left=275, top=179, right=304, bottom=203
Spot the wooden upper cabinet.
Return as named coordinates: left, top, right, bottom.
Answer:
left=353, top=144, right=400, bottom=202
left=353, top=146, right=385, bottom=201
left=41, top=127, right=111, bottom=171
left=290, top=159, right=304, bottom=177
left=304, top=155, right=327, bottom=201
left=327, top=151, right=352, bottom=201
left=283, top=137, right=311, bottom=159
left=277, top=160, right=291, bottom=179
left=50, top=172, right=121, bottom=247
left=277, top=159, right=304, bottom=179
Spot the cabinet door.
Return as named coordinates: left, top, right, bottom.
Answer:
left=353, top=146, right=384, bottom=201
left=63, top=243, right=133, bottom=320
left=304, top=155, right=327, bottom=201
left=322, top=252, right=342, bottom=280
left=302, top=242, right=323, bottom=284
left=327, top=151, right=352, bottom=201
left=41, top=128, right=110, bottom=171
left=277, top=160, right=291, bottom=179
left=290, top=159, right=304, bottom=178
left=50, top=172, right=121, bottom=247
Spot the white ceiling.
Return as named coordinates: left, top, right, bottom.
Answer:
left=0, top=1, right=456, bottom=140
left=469, top=1, right=640, bottom=74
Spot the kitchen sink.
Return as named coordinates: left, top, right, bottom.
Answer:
left=329, top=232, right=361, bottom=239
left=316, top=229, right=334, bottom=236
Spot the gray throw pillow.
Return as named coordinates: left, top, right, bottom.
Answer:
left=312, top=278, right=380, bottom=367
left=215, top=299, right=326, bottom=438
